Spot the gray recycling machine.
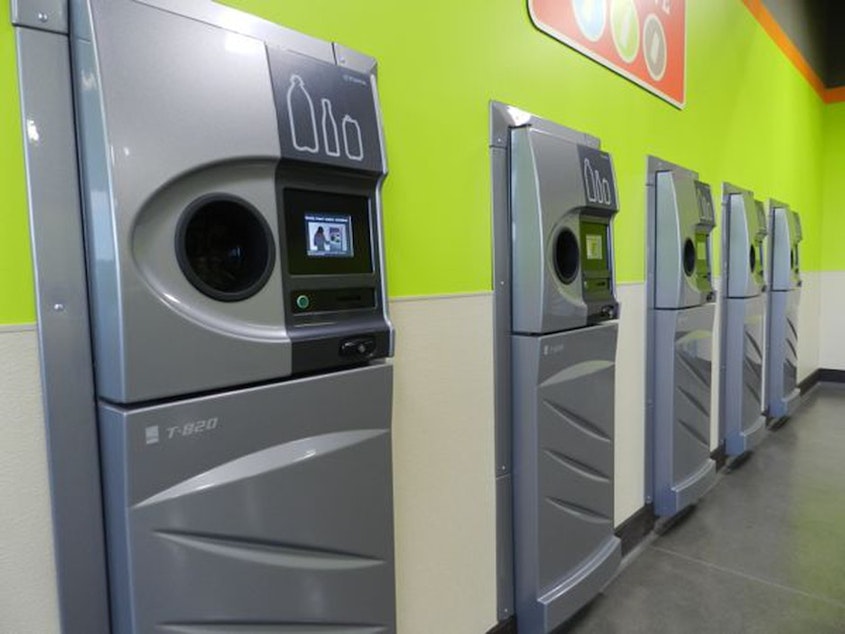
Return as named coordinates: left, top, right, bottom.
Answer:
left=646, top=158, right=717, bottom=518
left=719, top=186, right=768, bottom=457
left=491, top=103, right=621, bottom=632
left=765, top=201, right=803, bottom=420
left=15, top=1, right=396, bottom=632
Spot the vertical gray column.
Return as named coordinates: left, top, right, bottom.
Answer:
left=13, top=7, right=111, bottom=633
left=490, top=136, right=515, bottom=620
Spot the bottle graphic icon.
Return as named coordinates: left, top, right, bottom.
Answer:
left=321, top=98, right=341, bottom=157
left=342, top=114, right=364, bottom=161
left=286, top=75, right=319, bottom=153
left=584, top=159, right=596, bottom=202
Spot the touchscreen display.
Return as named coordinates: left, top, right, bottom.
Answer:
left=696, top=235, right=708, bottom=262
left=580, top=221, right=609, bottom=272
left=306, top=213, right=354, bottom=258
left=284, top=188, right=373, bottom=276
left=586, top=234, right=603, bottom=261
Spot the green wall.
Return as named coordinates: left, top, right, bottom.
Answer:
left=0, top=2, right=35, bottom=325
left=821, top=102, right=845, bottom=270
left=0, top=1, right=829, bottom=324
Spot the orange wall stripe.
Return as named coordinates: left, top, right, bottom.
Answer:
left=823, top=86, right=845, bottom=105
left=741, top=0, right=845, bottom=103
left=740, top=0, right=828, bottom=97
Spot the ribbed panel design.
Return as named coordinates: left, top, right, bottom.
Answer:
left=512, top=324, right=620, bottom=630
left=154, top=530, right=384, bottom=571
left=136, top=430, right=387, bottom=509
left=537, top=344, right=615, bottom=590
left=673, top=339, right=712, bottom=486
left=543, top=400, right=611, bottom=443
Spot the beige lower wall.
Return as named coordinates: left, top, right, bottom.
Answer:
left=798, top=271, right=821, bottom=381
left=389, top=294, right=498, bottom=634
left=613, top=284, right=647, bottom=522
left=817, top=272, right=845, bottom=370
left=0, top=326, right=60, bottom=634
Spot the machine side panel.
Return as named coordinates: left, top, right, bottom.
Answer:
left=653, top=305, right=717, bottom=516
left=15, top=25, right=111, bottom=634
left=654, top=172, right=684, bottom=309
left=513, top=324, right=620, bottom=631
left=490, top=139, right=515, bottom=619
left=100, top=364, right=395, bottom=633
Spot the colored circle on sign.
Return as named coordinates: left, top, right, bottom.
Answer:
left=610, top=0, right=640, bottom=63
left=571, top=0, right=608, bottom=43
left=643, top=13, right=668, bottom=81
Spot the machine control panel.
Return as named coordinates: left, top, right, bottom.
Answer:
left=791, top=210, right=802, bottom=284
left=690, top=180, right=715, bottom=292
left=268, top=48, right=392, bottom=375
left=278, top=183, right=389, bottom=372
left=579, top=219, right=615, bottom=308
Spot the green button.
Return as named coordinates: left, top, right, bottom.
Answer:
left=295, top=294, right=310, bottom=310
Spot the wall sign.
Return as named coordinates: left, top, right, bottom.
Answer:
left=528, top=0, right=686, bottom=108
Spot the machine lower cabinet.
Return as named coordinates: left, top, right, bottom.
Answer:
left=767, top=289, right=801, bottom=418
left=99, top=364, right=395, bottom=633
left=722, top=294, right=767, bottom=456
left=513, top=323, right=620, bottom=632
left=652, top=303, right=717, bottom=517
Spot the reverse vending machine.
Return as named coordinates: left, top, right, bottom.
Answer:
left=719, top=186, right=768, bottom=459
left=646, top=158, right=717, bottom=518
left=765, top=201, right=803, bottom=420
left=16, top=1, right=395, bottom=632
left=491, top=104, right=621, bottom=632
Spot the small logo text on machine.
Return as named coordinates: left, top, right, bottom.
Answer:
left=165, top=418, right=220, bottom=441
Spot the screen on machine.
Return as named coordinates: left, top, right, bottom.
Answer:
left=581, top=222, right=609, bottom=271
left=284, top=188, right=373, bottom=276
left=305, top=213, right=354, bottom=258
left=696, top=235, right=709, bottom=263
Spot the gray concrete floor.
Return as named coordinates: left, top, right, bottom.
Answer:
left=564, top=385, right=845, bottom=633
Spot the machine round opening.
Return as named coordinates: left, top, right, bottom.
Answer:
left=683, top=238, right=696, bottom=276
left=177, top=195, right=275, bottom=302
left=554, top=228, right=579, bottom=285
left=749, top=245, right=757, bottom=273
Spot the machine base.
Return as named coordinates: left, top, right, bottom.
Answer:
left=538, top=537, right=621, bottom=631
left=725, top=450, right=753, bottom=472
